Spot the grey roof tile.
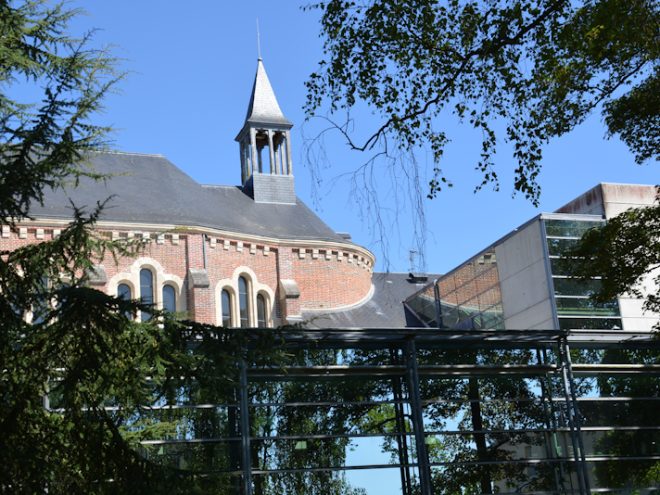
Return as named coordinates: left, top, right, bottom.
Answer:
left=244, top=59, right=292, bottom=127
left=28, top=151, right=348, bottom=243
left=302, top=272, right=441, bottom=328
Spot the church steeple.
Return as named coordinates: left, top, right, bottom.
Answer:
left=236, top=59, right=295, bottom=204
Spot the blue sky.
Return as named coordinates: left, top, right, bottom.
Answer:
left=67, top=1, right=657, bottom=274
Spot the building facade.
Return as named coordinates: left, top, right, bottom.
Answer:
left=406, top=183, right=659, bottom=332
left=3, top=59, right=658, bottom=494
left=3, top=56, right=657, bottom=333
left=2, top=59, right=377, bottom=328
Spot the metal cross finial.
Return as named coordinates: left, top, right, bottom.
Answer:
left=256, top=18, right=262, bottom=60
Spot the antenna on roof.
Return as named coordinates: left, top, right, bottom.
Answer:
left=256, top=18, right=262, bottom=60
left=409, top=250, right=418, bottom=273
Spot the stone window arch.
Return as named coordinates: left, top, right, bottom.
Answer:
left=139, top=268, right=154, bottom=321
left=221, top=287, right=234, bottom=327
left=215, top=266, right=275, bottom=328
left=108, top=257, right=185, bottom=319
left=256, top=291, right=270, bottom=328
left=238, top=275, right=251, bottom=328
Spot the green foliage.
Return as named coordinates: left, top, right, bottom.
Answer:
left=0, top=2, right=247, bottom=493
left=568, top=191, right=660, bottom=329
left=592, top=349, right=660, bottom=488
left=305, top=0, right=659, bottom=203
left=0, top=0, right=120, bottom=223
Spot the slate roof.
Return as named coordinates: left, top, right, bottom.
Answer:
left=302, top=272, right=441, bottom=328
left=244, top=59, right=292, bottom=127
left=28, top=151, right=349, bottom=243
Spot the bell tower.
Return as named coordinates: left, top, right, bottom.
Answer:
left=235, top=58, right=295, bottom=204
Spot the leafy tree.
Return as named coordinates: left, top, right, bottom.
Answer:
left=304, top=0, right=659, bottom=204
left=247, top=348, right=379, bottom=495
left=0, top=2, right=244, bottom=493
left=568, top=191, right=660, bottom=330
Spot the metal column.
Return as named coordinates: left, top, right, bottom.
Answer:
left=558, top=337, right=590, bottom=495
left=406, top=339, right=433, bottom=495
left=433, top=282, right=444, bottom=329
left=390, top=348, right=413, bottom=495
left=239, top=358, right=253, bottom=495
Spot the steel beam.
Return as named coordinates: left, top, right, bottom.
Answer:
left=558, top=338, right=590, bottom=495
left=406, top=339, right=433, bottom=495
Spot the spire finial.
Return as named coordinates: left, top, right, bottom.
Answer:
left=256, top=18, right=262, bottom=60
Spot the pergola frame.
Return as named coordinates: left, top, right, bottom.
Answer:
left=148, top=328, right=659, bottom=495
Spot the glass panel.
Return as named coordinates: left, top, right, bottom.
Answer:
left=546, top=237, right=578, bottom=256
left=558, top=317, right=623, bottom=330
left=238, top=276, right=249, bottom=328
left=117, top=283, right=132, bottom=318
left=549, top=257, right=575, bottom=276
left=117, top=283, right=131, bottom=300
left=162, top=284, right=176, bottom=313
left=544, top=219, right=604, bottom=237
left=257, top=294, right=267, bottom=327
left=221, top=289, right=232, bottom=327
left=405, top=249, right=503, bottom=330
left=32, top=275, right=50, bottom=324
left=588, top=459, right=660, bottom=491
left=407, top=284, right=438, bottom=327
left=140, top=268, right=153, bottom=321
left=555, top=296, right=619, bottom=316
left=553, top=277, right=603, bottom=296
left=570, top=349, right=660, bottom=491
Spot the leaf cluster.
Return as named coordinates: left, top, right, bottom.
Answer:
left=0, top=0, right=121, bottom=223
left=0, top=2, right=242, bottom=492
left=305, top=0, right=659, bottom=203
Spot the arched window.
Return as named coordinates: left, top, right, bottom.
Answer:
left=32, top=275, right=50, bottom=325
left=140, top=268, right=154, bottom=321
left=117, top=283, right=132, bottom=318
left=162, top=284, right=176, bottom=313
left=257, top=293, right=267, bottom=327
left=238, top=276, right=249, bottom=328
left=117, top=283, right=132, bottom=300
left=221, top=289, right=232, bottom=327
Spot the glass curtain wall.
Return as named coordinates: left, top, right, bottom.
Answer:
left=84, top=329, right=658, bottom=494
left=406, top=249, right=504, bottom=330
left=543, top=218, right=623, bottom=330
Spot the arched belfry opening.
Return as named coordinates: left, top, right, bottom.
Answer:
left=236, top=58, right=295, bottom=204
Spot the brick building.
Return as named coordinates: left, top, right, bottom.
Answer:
left=4, top=59, right=399, bottom=328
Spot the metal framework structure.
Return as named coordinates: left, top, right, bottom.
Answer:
left=139, top=329, right=659, bottom=495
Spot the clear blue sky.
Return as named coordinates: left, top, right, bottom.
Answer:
left=67, top=1, right=657, bottom=274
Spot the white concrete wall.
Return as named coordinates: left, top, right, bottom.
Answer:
left=557, top=183, right=659, bottom=331
left=601, top=183, right=657, bottom=217
left=495, top=219, right=556, bottom=330
left=600, top=184, right=660, bottom=330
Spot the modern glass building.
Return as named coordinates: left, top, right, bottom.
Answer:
left=406, top=214, right=625, bottom=332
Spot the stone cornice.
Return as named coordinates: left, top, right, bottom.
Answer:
left=15, top=217, right=377, bottom=266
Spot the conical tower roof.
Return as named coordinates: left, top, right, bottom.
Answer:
left=244, top=59, right=292, bottom=127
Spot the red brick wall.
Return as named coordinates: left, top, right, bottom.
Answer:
left=2, top=225, right=375, bottom=325
left=291, top=248, right=372, bottom=310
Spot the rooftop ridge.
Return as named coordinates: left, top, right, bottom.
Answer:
left=88, top=149, right=165, bottom=158
left=201, top=184, right=240, bottom=189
